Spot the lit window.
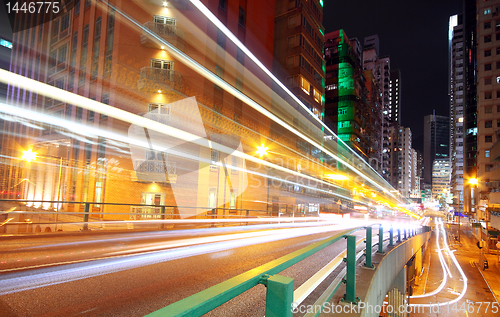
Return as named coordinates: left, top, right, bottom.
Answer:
left=300, top=76, right=311, bottom=94
left=486, top=150, right=491, bottom=157
left=313, top=88, right=321, bottom=103
left=458, top=117, right=463, bottom=123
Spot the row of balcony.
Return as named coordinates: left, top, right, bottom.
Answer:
left=141, top=22, right=185, bottom=50
left=137, top=67, right=182, bottom=93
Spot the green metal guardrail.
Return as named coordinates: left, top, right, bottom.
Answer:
left=146, top=224, right=427, bottom=317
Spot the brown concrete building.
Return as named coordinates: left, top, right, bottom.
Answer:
left=2, top=0, right=368, bottom=227
left=273, top=0, right=325, bottom=119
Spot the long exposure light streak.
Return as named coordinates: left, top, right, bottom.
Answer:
left=186, top=0, right=394, bottom=191
left=0, top=224, right=358, bottom=295
left=410, top=224, right=448, bottom=299
left=409, top=220, right=468, bottom=307
left=99, top=3, right=401, bottom=201
left=0, top=100, right=365, bottom=204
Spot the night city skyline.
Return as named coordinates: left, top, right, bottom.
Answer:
left=0, top=1, right=499, bottom=316
left=325, top=0, right=463, bottom=150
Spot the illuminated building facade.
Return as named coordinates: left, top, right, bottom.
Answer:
left=324, top=30, right=382, bottom=166
left=389, top=69, right=401, bottom=125
left=361, top=35, right=393, bottom=180
left=410, top=148, right=421, bottom=199
left=432, top=158, right=451, bottom=201
left=1, top=0, right=281, bottom=217
left=273, top=0, right=325, bottom=120
left=423, top=113, right=450, bottom=185
left=398, top=127, right=412, bottom=198
left=449, top=14, right=465, bottom=209
left=0, top=0, right=409, bottom=229
left=476, top=0, right=500, bottom=209
left=463, top=0, right=477, bottom=213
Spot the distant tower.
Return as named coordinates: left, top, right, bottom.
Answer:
left=449, top=14, right=464, bottom=208
left=362, top=35, right=393, bottom=181
left=389, top=69, right=401, bottom=125
left=423, top=113, right=450, bottom=184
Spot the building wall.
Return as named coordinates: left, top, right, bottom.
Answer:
left=449, top=14, right=465, bottom=208
left=1, top=0, right=281, bottom=218
left=432, top=158, right=451, bottom=200
left=324, top=30, right=373, bottom=161
left=423, top=114, right=450, bottom=184
left=477, top=0, right=500, bottom=203
left=362, top=35, right=392, bottom=180
left=463, top=0, right=478, bottom=213
left=273, top=0, right=325, bottom=118
left=398, top=127, right=412, bottom=197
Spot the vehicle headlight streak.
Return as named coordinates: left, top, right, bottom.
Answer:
left=410, top=224, right=448, bottom=299
left=186, top=0, right=396, bottom=193
left=0, top=4, right=406, bottom=205
left=99, top=3, right=402, bottom=202
left=0, top=100, right=364, bottom=204
left=0, top=223, right=360, bottom=295
left=409, top=219, right=468, bottom=307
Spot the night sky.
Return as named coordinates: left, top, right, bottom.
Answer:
left=324, top=0, right=463, bottom=152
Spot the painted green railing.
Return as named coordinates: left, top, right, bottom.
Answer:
left=146, top=224, right=427, bottom=317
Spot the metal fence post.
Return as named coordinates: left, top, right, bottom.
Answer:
left=212, top=208, right=216, bottom=227
left=397, top=228, right=401, bottom=242
left=82, top=203, right=90, bottom=231
left=264, top=275, right=294, bottom=317
left=390, top=226, right=394, bottom=246
left=344, top=235, right=358, bottom=303
left=365, top=227, right=373, bottom=268
left=378, top=226, right=384, bottom=253
left=161, top=206, right=165, bottom=229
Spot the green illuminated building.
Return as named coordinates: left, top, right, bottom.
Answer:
left=324, top=30, right=382, bottom=166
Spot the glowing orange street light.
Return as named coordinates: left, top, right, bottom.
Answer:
left=22, top=149, right=37, bottom=162
left=468, top=178, right=478, bottom=186
left=256, top=144, right=268, bottom=158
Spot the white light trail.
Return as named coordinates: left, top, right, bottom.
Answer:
left=409, top=219, right=468, bottom=307
left=186, top=0, right=396, bottom=192
left=0, top=224, right=357, bottom=295
left=99, top=4, right=402, bottom=202
left=0, top=95, right=364, bottom=204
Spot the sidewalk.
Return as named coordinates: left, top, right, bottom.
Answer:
left=455, top=221, right=500, bottom=304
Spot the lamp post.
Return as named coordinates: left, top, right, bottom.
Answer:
left=22, top=148, right=64, bottom=211
left=256, top=144, right=270, bottom=213
left=469, top=177, right=480, bottom=241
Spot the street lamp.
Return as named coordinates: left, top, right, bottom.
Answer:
left=256, top=144, right=268, bottom=158
left=22, top=149, right=37, bottom=162
left=22, top=148, right=64, bottom=210
left=469, top=178, right=478, bottom=186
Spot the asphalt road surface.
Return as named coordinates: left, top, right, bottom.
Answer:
left=0, top=218, right=402, bottom=316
